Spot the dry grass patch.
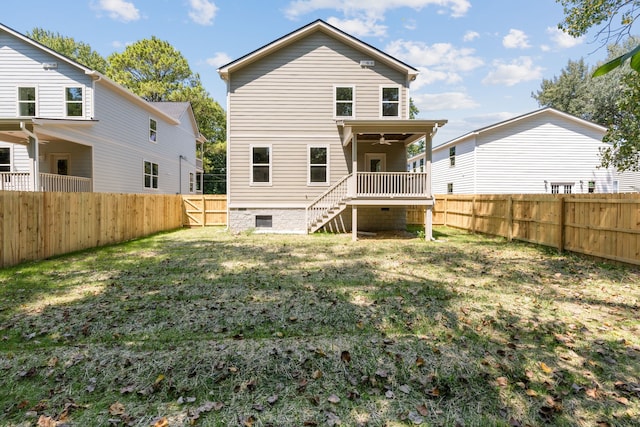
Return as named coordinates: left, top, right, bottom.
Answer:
left=0, top=226, right=638, bottom=426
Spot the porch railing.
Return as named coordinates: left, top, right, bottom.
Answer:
left=0, top=172, right=92, bottom=192
left=356, top=172, right=428, bottom=197
left=306, top=173, right=351, bottom=229
left=0, top=172, right=31, bottom=191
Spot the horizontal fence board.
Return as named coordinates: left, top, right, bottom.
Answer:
left=1, top=191, right=185, bottom=268
left=408, top=193, right=640, bottom=266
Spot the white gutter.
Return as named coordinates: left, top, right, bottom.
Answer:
left=20, top=121, right=39, bottom=191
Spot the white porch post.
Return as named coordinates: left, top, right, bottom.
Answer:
left=20, top=122, right=39, bottom=191
left=351, top=134, right=358, bottom=241
left=425, top=129, right=434, bottom=241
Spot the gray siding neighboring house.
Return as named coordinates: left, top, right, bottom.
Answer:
left=0, top=23, right=204, bottom=194
left=408, top=108, right=633, bottom=195
left=218, top=19, right=446, bottom=239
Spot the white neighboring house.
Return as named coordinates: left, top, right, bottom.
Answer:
left=0, top=23, right=205, bottom=194
left=408, top=107, right=636, bottom=194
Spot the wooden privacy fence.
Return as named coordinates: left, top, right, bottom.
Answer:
left=408, top=194, right=640, bottom=266
left=182, top=195, right=227, bottom=227
left=1, top=192, right=184, bottom=268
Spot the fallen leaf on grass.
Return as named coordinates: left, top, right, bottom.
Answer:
left=267, top=395, right=278, bottom=405
left=340, top=350, right=351, bottom=363
left=152, top=417, right=168, bottom=427
left=416, top=404, right=428, bottom=416
left=496, top=377, right=508, bottom=387
left=407, top=411, right=424, bottom=424
left=109, top=402, right=126, bottom=416
left=415, top=356, right=425, bottom=367
left=36, top=415, right=56, bottom=427
left=327, top=394, right=340, bottom=404
left=539, top=362, right=553, bottom=374
left=525, top=389, right=538, bottom=397
left=614, top=396, right=629, bottom=405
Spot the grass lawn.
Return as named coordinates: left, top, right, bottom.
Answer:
left=0, top=226, right=639, bottom=426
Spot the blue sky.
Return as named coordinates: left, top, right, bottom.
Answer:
left=2, top=0, right=613, bottom=144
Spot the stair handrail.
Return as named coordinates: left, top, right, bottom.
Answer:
left=306, top=173, right=352, bottom=229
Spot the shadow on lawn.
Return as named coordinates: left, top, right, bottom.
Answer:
left=0, top=229, right=638, bottom=426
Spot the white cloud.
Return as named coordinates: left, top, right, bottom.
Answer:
left=206, top=52, right=232, bottom=68
left=385, top=39, right=484, bottom=88
left=546, top=26, right=584, bottom=49
left=412, top=91, right=479, bottom=111
left=503, top=29, right=531, bottom=49
left=463, top=31, right=479, bottom=42
left=284, top=0, right=471, bottom=20
left=188, top=0, right=218, bottom=26
left=327, top=17, right=387, bottom=37
left=482, top=56, right=544, bottom=86
left=93, top=0, right=140, bottom=22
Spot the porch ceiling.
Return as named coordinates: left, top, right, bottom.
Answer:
left=337, top=119, right=447, bottom=146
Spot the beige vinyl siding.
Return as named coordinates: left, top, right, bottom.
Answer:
left=0, top=31, right=94, bottom=119
left=228, top=31, right=409, bottom=205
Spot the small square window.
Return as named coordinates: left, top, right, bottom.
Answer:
left=447, top=183, right=453, bottom=194
left=255, top=215, right=272, bottom=228
left=588, top=180, right=595, bottom=193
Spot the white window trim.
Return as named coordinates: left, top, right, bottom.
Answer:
left=250, top=144, right=272, bottom=186
left=307, top=144, right=330, bottom=186
left=64, top=86, right=84, bottom=118
left=0, top=146, right=12, bottom=172
left=379, top=85, right=401, bottom=118
left=17, top=85, right=38, bottom=117
left=149, top=118, right=158, bottom=143
left=334, top=85, right=355, bottom=119
left=143, top=160, right=159, bottom=190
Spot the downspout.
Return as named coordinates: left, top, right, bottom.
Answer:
left=20, top=122, right=39, bottom=191
left=178, top=155, right=185, bottom=194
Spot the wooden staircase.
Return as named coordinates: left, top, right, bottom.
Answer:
left=306, top=174, right=351, bottom=233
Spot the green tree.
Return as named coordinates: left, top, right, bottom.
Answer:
left=557, top=0, right=640, bottom=74
left=107, top=37, right=227, bottom=192
left=106, top=36, right=194, bottom=102
left=27, top=28, right=108, bottom=73
left=406, top=98, right=424, bottom=157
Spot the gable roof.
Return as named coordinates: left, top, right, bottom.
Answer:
left=151, top=102, right=207, bottom=142
left=434, top=107, right=607, bottom=152
left=0, top=22, right=179, bottom=125
left=217, top=19, right=419, bottom=81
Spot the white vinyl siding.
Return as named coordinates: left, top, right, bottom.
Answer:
left=430, top=110, right=615, bottom=194
left=227, top=31, right=408, bottom=206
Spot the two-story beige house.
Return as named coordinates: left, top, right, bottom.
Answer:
left=218, top=20, right=446, bottom=239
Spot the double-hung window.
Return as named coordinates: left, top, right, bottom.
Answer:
left=381, top=86, right=400, bottom=117
left=447, top=183, right=454, bottom=194
left=149, top=118, right=157, bottom=142
left=308, top=146, right=329, bottom=185
left=251, top=145, right=271, bottom=185
left=18, top=87, right=36, bottom=116
left=65, top=87, right=83, bottom=117
left=449, top=146, right=456, bottom=166
left=144, top=161, right=159, bottom=189
left=0, top=147, right=10, bottom=172
left=334, top=86, right=354, bottom=118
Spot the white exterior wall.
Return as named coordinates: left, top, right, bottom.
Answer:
left=618, top=171, right=640, bottom=193
left=424, top=110, right=615, bottom=195
left=431, top=137, right=476, bottom=194
left=0, top=27, right=198, bottom=194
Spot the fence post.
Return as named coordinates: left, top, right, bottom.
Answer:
left=507, top=195, right=513, bottom=241
left=471, top=196, right=476, bottom=233
left=558, top=195, right=565, bottom=253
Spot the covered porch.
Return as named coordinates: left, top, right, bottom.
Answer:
left=0, top=119, right=94, bottom=193
left=307, top=119, right=446, bottom=240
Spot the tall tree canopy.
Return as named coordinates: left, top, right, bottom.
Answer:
left=106, top=36, right=194, bottom=102
left=27, top=28, right=108, bottom=73
left=557, top=0, right=640, bottom=74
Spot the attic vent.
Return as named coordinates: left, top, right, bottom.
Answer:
left=42, top=62, right=58, bottom=70
left=360, top=60, right=375, bottom=67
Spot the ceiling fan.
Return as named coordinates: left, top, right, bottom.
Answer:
left=372, top=134, right=400, bottom=145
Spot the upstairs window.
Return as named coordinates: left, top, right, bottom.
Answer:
left=335, top=86, right=354, bottom=117
left=65, top=87, right=83, bottom=117
left=144, top=161, right=159, bottom=189
left=449, top=146, right=456, bottom=166
left=381, top=86, right=400, bottom=117
left=149, top=118, right=157, bottom=142
left=18, top=87, right=36, bottom=116
left=309, top=146, right=329, bottom=185
left=251, top=145, right=271, bottom=185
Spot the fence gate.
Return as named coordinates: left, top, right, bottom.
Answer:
left=182, top=195, right=227, bottom=227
